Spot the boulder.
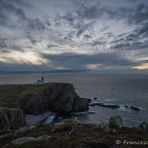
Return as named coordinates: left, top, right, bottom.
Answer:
left=0, top=107, right=26, bottom=132
left=108, top=115, right=123, bottom=129
left=12, top=135, right=50, bottom=145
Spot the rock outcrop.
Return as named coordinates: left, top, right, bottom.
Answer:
left=0, top=107, right=26, bottom=132
left=0, top=83, right=89, bottom=115
left=20, top=83, right=89, bottom=114
left=108, top=115, right=123, bottom=129
left=12, top=135, right=50, bottom=145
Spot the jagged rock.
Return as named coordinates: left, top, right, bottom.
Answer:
left=0, top=107, right=26, bottom=132
left=108, top=115, right=123, bottom=129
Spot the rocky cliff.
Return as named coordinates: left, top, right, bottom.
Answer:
left=0, top=107, right=25, bottom=133
left=0, top=83, right=89, bottom=114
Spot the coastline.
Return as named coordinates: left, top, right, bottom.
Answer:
left=0, top=82, right=147, bottom=147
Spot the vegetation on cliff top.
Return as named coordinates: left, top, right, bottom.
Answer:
left=0, top=84, right=48, bottom=108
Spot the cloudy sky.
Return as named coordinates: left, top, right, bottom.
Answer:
left=0, top=0, right=148, bottom=72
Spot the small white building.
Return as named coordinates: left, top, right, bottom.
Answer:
left=33, top=76, right=46, bottom=85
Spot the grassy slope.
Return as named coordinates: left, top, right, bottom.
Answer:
left=0, top=84, right=49, bottom=108
left=0, top=123, right=147, bottom=148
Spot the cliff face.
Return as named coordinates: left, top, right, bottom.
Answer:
left=0, top=83, right=89, bottom=132
left=0, top=83, right=89, bottom=115
left=0, top=107, right=26, bottom=132
left=20, top=83, right=89, bottom=114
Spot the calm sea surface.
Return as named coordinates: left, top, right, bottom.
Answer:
left=0, top=73, right=148, bottom=127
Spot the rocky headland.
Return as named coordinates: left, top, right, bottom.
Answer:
left=0, top=83, right=148, bottom=148
left=0, top=83, right=89, bottom=132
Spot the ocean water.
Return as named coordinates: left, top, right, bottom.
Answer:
left=0, top=73, right=148, bottom=127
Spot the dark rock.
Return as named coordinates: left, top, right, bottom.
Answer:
left=12, top=135, right=50, bottom=144
left=108, top=115, right=123, bottom=129
left=0, top=107, right=26, bottom=132
left=124, top=105, right=128, bottom=108
left=19, top=83, right=89, bottom=114
left=130, top=106, right=140, bottom=111
left=87, top=98, right=92, bottom=103
left=90, top=102, right=120, bottom=109
left=93, top=97, right=98, bottom=100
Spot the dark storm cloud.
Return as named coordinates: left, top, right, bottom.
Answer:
left=0, top=0, right=29, bottom=26
left=48, top=44, right=58, bottom=48
left=76, top=2, right=101, bottom=19
left=76, top=2, right=148, bottom=25
left=112, top=22, right=148, bottom=50
left=0, top=0, right=47, bottom=50
left=0, top=38, right=7, bottom=48
left=1, top=50, right=10, bottom=53
left=55, top=1, right=148, bottom=44
left=76, top=21, right=94, bottom=37
left=90, top=40, right=106, bottom=46
left=0, top=0, right=46, bottom=31
left=0, top=0, right=148, bottom=72
left=84, top=34, right=92, bottom=39
left=55, top=9, right=95, bottom=40
left=128, top=4, right=148, bottom=24
left=43, top=52, right=138, bottom=69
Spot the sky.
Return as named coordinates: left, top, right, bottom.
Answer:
left=0, top=0, right=148, bottom=72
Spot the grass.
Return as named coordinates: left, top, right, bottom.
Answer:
left=0, top=123, right=147, bottom=148
left=0, top=84, right=54, bottom=108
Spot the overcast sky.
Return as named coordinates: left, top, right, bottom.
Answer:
left=0, top=0, right=148, bottom=72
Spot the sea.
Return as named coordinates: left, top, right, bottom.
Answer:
left=0, top=73, right=148, bottom=127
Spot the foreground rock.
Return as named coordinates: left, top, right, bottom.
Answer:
left=12, top=135, right=50, bottom=145
left=0, top=107, right=26, bottom=133
left=108, top=115, right=123, bottom=129
left=0, top=119, right=147, bottom=148
left=0, top=83, right=89, bottom=114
